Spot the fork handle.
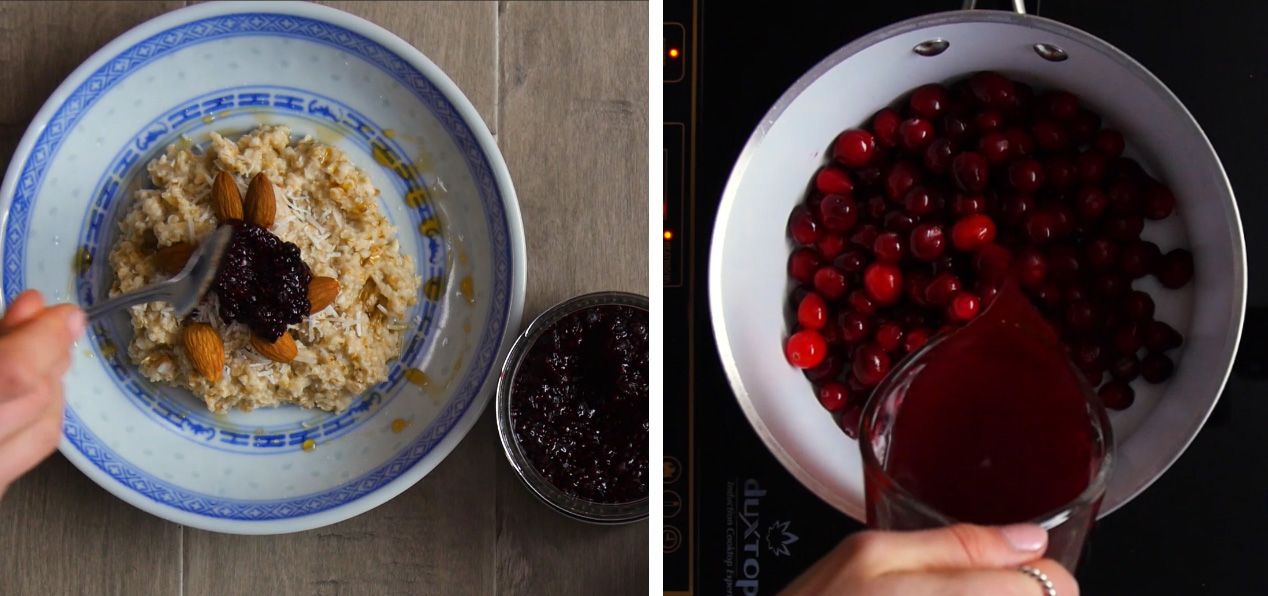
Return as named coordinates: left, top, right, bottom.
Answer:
left=85, top=282, right=175, bottom=321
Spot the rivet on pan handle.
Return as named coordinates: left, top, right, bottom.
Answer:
left=957, top=0, right=1069, bottom=62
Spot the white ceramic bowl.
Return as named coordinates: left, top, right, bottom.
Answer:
left=0, top=1, right=526, bottom=533
left=710, top=11, right=1245, bottom=523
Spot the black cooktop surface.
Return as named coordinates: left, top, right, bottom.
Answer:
left=664, top=1, right=1268, bottom=594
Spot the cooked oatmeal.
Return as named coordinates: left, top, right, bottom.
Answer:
left=107, top=125, right=421, bottom=412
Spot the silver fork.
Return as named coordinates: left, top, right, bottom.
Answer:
left=85, top=225, right=235, bottom=321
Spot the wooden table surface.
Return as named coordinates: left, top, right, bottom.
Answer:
left=0, top=2, right=649, bottom=594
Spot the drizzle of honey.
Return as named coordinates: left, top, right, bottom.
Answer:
left=200, top=114, right=216, bottom=124
left=462, top=319, right=472, bottom=334
left=391, top=418, right=409, bottom=433
left=74, top=246, right=92, bottom=275
left=422, top=277, right=443, bottom=301
left=417, top=216, right=441, bottom=236
left=99, top=338, right=117, bottom=359
left=383, top=128, right=397, bottom=139
left=405, top=188, right=429, bottom=209
left=301, top=439, right=316, bottom=452
left=458, top=276, right=475, bottom=305
left=457, top=250, right=469, bottom=266
left=403, top=367, right=429, bottom=387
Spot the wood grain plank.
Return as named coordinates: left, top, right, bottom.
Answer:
left=495, top=2, right=649, bottom=593
left=0, top=5, right=189, bottom=595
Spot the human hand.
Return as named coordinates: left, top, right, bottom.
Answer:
left=0, top=290, right=85, bottom=498
left=782, top=523, right=1078, bottom=595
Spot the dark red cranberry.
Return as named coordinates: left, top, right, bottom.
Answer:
left=1140, top=352, right=1175, bottom=383
left=1076, top=151, right=1108, bottom=185
left=871, top=108, right=902, bottom=149
left=951, top=214, right=997, bottom=252
left=905, top=270, right=932, bottom=306
left=1120, top=240, right=1161, bottom=279
left=1000, top=192, right=1036, bottom=226
left=883, top=211, right=917, bottom=234
left=1008, top=159, right=1046, bottom=193
left=1016, top=247, right=1048, bottom=289
left=975, top=243, right=1012, bottom=282
left=1107, top=180, right=1142, bottom=216
left=951, top=152, right=989, bottom=193
left=903, top=327, right=931, bottom=353
left=885, top=161, right=922, bottom=200
left=1009, top=82, right=1035, bottom=117
left=864, top=194, right=889, bottom=220
left=839, top=311, right=873, bottom=344
left=785, top=330, right=827, bottom=369
left=816, top=233, right=847, bottom=259
left=1099, top=381, right=1135, bottom=410
left=1122, top=290, right=1156, bottom=321
left=923, top=138, right=954, bottom=174
left=850, top=224, right=880, bottom=249
left=1093, top=272, right=1128, bottom=299
left=1063, top=300, right=1100, bottom=336
left=979, top=280, right=1002, bottom=306
left=875, top=322, right=905, bottom=353
left=838, top=403, right=863, bottom=438
left=903, top=185, right=939, bottom=217
left=969, top=71, right=1016, bottom=108
left=833, top=129, right=877, bottom=168
left=1024, top=210, right=1060, bottom=244
left=848, top=290, right=877, bottom=316
left=1113, top=322, right=1143, bottom=355
left=834, top=249, right=868, bottom=273
left=909, top=223, right=946, bottom=261
left=1143, top=184, right=1176, bottom=220
left=856, top=164, right=885, bottom=188
left=1047, top=244, right=1082, bottom=282
left=1110, top=354, right=1140, bottom=382
left=863, top=263, right=903, bottom=305
left=1032, top=119, right=1070, bottom=152
left=899, top=118, right=934, bottom=152
left=818, top=194, right=858, bottom=232
left=942, top=114, right=973, bottom=146
left=817, top=381, right=850, bottom=412
left=910, top=84, right=950, bottom=119
left=1042, top=91, right=1080, bottom=121
left=872, top=232, right=905, bottom=263
left=1048, top=204, right=1076, bottom=238
left=852, top=344, right=892, bottom=387
left=1072, top=342, right=1106, bottom=369
left=1004, top=127, right=1035, bottom=157
left=805, top=347, right=844, bottom=380
left=814, top=166, right=854, bottom=195
left=1105, top=215, right=1144, bottom=242
left=947, top=292, right=981, bottom=322
left=1154, top=248, right=1194, bottom=289
left=1070, top=109, right=1101, bottom=145
left=975, top=109, right=1005, bottom=133
left=789, top=248, right=821, bottom=283
left=813, top=266, right=849, bottom=299
left=1083, top=238, right=1120, bottom=271
left=1045, top=156, right=1077, bottom=189
left=951, top=194, right=986, bottom=217
left=1144, top=320, right=1183, bottom=352
left=1074, top=187, right=1108, bottom=221
left=1035, top=282, right=1064, bottom=310
left=979, top=132, right=1012, bottom=165
left=797, top=292, right=828, bottom=329
left=1094, top=129, right=1125, bottom=158
left=925, top=272, right=962, bottom=307
left=789, top=205, right=819, bottom=245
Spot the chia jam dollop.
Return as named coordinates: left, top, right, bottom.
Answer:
left=212, top=222, right=311, bottom=341
left=511, top=304, right=649, bottom=503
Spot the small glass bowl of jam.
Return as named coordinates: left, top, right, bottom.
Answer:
left=495, top=291, right=649, bottom=524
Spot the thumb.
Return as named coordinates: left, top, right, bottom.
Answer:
left=855, top=524, right=1048, bottom=575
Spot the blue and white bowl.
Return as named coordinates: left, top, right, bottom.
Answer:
left=0, top=1, right=526, bottom=533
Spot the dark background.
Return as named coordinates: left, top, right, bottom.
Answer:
left=675, top=1, right=1268, bottom=593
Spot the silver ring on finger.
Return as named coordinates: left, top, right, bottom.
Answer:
left=1018, top=565, right=1057, bottom=596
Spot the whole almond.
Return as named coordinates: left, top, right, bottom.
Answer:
left=251, top=331, right=297, bottom=363
left=155, top=242, right=196, bottom=274
left=308, top=276, right=340, bottom=314
left=183, top=323, right=224, bottom=382
left=245, top=172, right=277, bottom=228
left=212, top=171, right=244, bottom=221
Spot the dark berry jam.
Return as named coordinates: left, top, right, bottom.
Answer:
left=212, top=222, right=311, bottom=341
left=511, top=304, right=649, bottom=504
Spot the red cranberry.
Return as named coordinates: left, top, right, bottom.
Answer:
left=947, top=292, right=981, bottom=322
left=1080, top=363, right=1105, bottom=387
left=925, top=272, right=962, bottom=307
left=1076, top=151, right=1108, bottom=185
left=923, top=138, right=954, bottom=175
left=875, top=322, right=905, bottom=353
left=797, top=292, right=829, bottom=329
left=1009, top=82, right=1035, bottom=117
left=885, top=161, right=922, bottom=200
left=871, top=108, right=902, bottom=149
left=813, top=266, right=849, bottom=299
left=864, top=194, right=889, bottom=220
left=1105, top=215, right=1144, bottom=242
left=1000, top=192, right=1036, bottom=226
left=1154, top=248, right=1194, bottom=289
left=1070, top=109, right=1101, bottom=145
left=1113, top=323, right=1143, bottom=355
left=1094, top=129, right=1125, bottom=158
left=1099, top=381, right=1135, bottom=410
left=789, top=205, right=819, bottom=245
left=903, top=327, right=931, bottom=353
left=1110, top=354, right=1140, bottom=382
left=1120, top=240, right=1161, bottom=279
left=1107, top=180, right=1142, bottom=215
left=1047, top=244, right=1082, bottom=282
left=1144, top=320, right=1183, bottom=352
left=1072, top=342, right=1106, bottom=368
left=1045, top=156, right=1077, bottom=189
left=838, top=403, right=863, bottom=438
left=951, top=152, right=989, bottom=193
left=818, top=194, right=858, bottom=232
left=850, top=224, right=880, bottom=249
left=909, top=84, right=950, bottom=119
left=903, top=186, right=939, bottom=217
left=975, top=110, right=1005, bottom=133
left=1042, top=91, right=1080, bottom=121
left=833, top=129, right=877, bottom=168
left=1016, top=247, right=1048, bottom=289
left=1004, top=127, right=1036, bottom=157
left=817, top=381, right=850, bottom=412
left=905, top=270, right=932, bottom=307
left=839, top=311, right=873, bottom=344
left=1064, top=299, right=1100, bottom=336
left=942, top=114, right=973, bottom=146
left=852, top=344, right=892, bottom=387
left=1143, top=184, right=1176, bottom=220
left=1140, top=352, right=1175, bottom=383
left=883, top=211, right=917, bottom=234
left=975, top=243, right=1012, bottom=282
left=969, top=71, right=1016, bottom=108
left=978, top=281, right=1000, bottom=305
left=864, top=263, right=904, bottom=305
left=1008, top=158, right=1046, bottom=193
left=899, top=118, right=934, bottom=152
left=805, top=348, right=844, bottom=380
left=848, top=290, right=877, bottom=316
left=789, top=248, right=821, bottom=283
left=856, top=164, right=885, bottom=188
left=909, top=223, right=947, bottom=261
left=951, top=214, right=997, bottom=252
left=1093, top=272, right=1129, bottom=299
left=1074, top=187, right=1108, bottom=221
left=951, top=194, right=987, bottom=217
left=1083, top=238, right=1120, bottom=271
left=814, top=166, right=854, bottom=195
left=819, top=321, right=842, bottom=346
left=1122, top=290, right=1156, bottom=321
left=1024, top=210, right=1059, bottom=244
left=979, top=132, right=1012, bottom=165
left=834, top=249, right=869, bottom=273
left=1048, top=204, right=1076, bottom=238
left=816, top=233, right=846, bottom=259
left=1032, top=119, right=1070, bottom=151
left=1035, top=281, right=1064, bottom=310
left=785, top=330, right=827, bottom=369
left=872, top=232, right=905, bottom=263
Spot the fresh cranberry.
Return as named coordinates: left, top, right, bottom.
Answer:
left=1064, top=299, right=1100, bottom=336
left=848, top=290, right=877, bottom=316
left=1099, top=381, right=1135, bottom=410
left=833, top=129, right=877, bottom=168
left=786, top=330, right=827, bottom=369
left=977, top=281, right=1001, bottom=305
left=1140, top=352, right=1175, bottom=383
left=899, top=118, right=934, bottom=152
left=1045, top=156, right=1077, bottom=189
left=1080, top=362, right=1106, bottom=387
left=1094, top=129, right=1125, bottom=157
left=1024, top=211, right=1059, bottom=244
left=1008, top=159, right=1046, bottom=193
left=875, top=322, right=905, bottom=353
left=1154, top=248, right=1194, bottom=288
left=834, top=249, right=868, bottom=273
left=1047, top=244, right=1082, bottom=282
left=1042, top=91, right=1080, bottom=121
left=818, top=194, right=858, bottom=232
left=872, top=232, right=905, bottom=263
left=975, top=110, right=1004, bottom=133
left=856, top=164, right=885, bottom=189
left=1048, top=204, right=1076, bottom=238
left=838, top=403, right=864, bottom=438
left=1144, top=184, right=1176, bottom=220
left=1035, top=281, right=1064, bottom=311
left=1074, top=187, right=1108, bottom=221
left=839, top=311, right=873, bottom=344
left=850, top=224, right=880, bottom=249
left=797, top=292, right=829, bottom=329
left=951, top=213, right=997, bottom=251
left=864, top=194, right=889, bottom=220
left=975, top=243, right=1012, bottom=282
left=817, top=382, right=850, bottom=412
left=1032, top=119, right=1070, bottom=151
left=909, top=84, right=950, bottom=119
left=942, top=114, right=973, bottom=146
left=909, top=224, right=946, bottom=262
left=931, top=254, right=958, bottom=275
left=923, top=138, right=954, bottom=174
left=805, top=349, right=844, bottom=380
left=1070, top=109, right=1101, bottom=145
left=789, top=248, right=821, bottom=283
left=951, top=152, right=989, bottom=193
left=1083, top=238, right=1120, bottom=271
left=789, top=205, right=819, bottom=245
left=1122, top=290, right=1156, bottom=321
left=871, top=108, right=902, bottom=149
left=1109, top=354, right=1140, bottom=382
left=924, top=272, right=962, bottom=307
left=1004, top=127, right=1035, bottom=157
left=1107, top=180, right=1142, bottom=215
left=885, top=161, right=922, bottom=200
left=969, top=71, right=1016, bottom=108
left=813, top=266, right=849, bottom=299
left=1120, top=240, right=1161, bottom=279
left=979, top=132, right=1012, bottom=165
left=1072, top=342, right=1106, bottom=369
left=903, top=327, right=931, bottom=353
left=902, top=186, right=938, bottom=217
left=1144, top=320, right=1183, bottom=352
left=1016, top=247, right=1048, bottom=289
left=1076, top=151, right=1108, bottom=185
left=1093, top=271, right=1128, bottom=299
left=1112, top=323, right=1143, bottom=355
left=1000, top=192, right=1036, bottom=226
left=852, top=344, right=892, bottom=387
left=883, top=211, right=917, bottom=233
left=947, top=292, right=981, bottom=322
left=814, top=166, right=854, bottom=195
left=863, top=263, right=903, bottom=305
left=816, top=233, right=846, bottom=259
left=1105, top=215, right=1144, bottom=242
left=1009, top=82, right=1035, bottom=117
left=951, top=194, right=986, bottom=217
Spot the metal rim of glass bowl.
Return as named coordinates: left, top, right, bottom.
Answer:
left=494, top=291, right=650, bottom=525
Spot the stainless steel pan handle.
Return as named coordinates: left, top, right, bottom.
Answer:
left=962, top=0, right=1027, bottom=15
left=914, top=0, right=1069, bottom=62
